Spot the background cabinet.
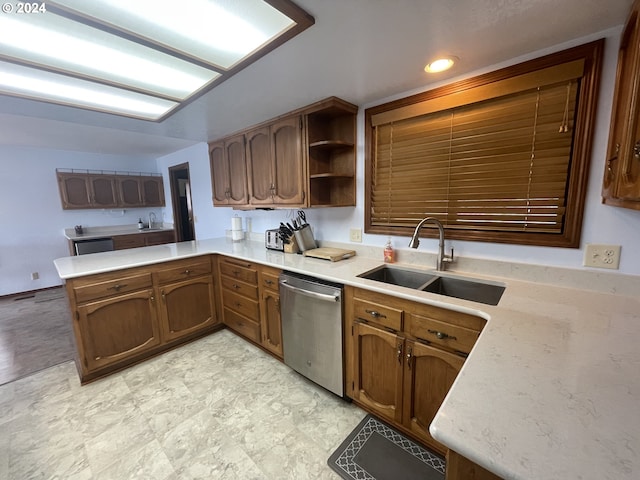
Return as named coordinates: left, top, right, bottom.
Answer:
left=57, top=170, right=165, bottom=209
left=602, top=0, right=640, bottom=209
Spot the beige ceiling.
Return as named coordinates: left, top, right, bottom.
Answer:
left=0, top=0, right=633, bottom=158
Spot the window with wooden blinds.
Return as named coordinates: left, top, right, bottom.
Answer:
left=365, top=41, right=603, bottom=247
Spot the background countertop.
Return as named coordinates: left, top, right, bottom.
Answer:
left=53, top=237, right=640, bottom=480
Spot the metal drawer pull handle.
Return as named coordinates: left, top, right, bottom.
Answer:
left=232, top=284, right=240, bottom=289
left=365, top=309, right=386, bottom=319
left=406, top=346, right=413, bottom=370
left=428, top=329, right=457, bottom=341
left=182, top=269, right=191, bottom=275
left=265, top=279, right=274, bottom=285
left=397, top=343, right=403, bottom=364
left=107, top=283, right=128, bottom=291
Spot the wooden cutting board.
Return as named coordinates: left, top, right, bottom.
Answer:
left=303, top=247, right=356, bottom=262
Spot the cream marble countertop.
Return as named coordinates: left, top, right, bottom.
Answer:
left=63, top=224, right=174, bottom=241
left=53, top=237, right=640, bottom=480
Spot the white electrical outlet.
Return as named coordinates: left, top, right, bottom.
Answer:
left=349, top=228, right=362, bottom=243
left=31, top=272, right=39, bottom=280
left=583, top=244, right=621, bottom=270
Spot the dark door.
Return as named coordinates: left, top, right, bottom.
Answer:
left=169, top=163, right=195, bottom=242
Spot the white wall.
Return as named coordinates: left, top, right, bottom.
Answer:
left=0, top=146, right=161, bottom=296
left=168, top=28, right=640, bottom=277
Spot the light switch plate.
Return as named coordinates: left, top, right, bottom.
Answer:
left=583, top=244, right=621, bottom=269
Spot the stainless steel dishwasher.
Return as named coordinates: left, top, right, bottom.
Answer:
left=279, top=272, right=344, bottom=397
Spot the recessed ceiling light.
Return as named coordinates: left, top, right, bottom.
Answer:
left=424, top=57, right=457, bottom=73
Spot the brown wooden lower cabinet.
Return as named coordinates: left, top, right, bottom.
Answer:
left=76, top=288, right=161, bottom=373
left=157, top=275, right=218, bottom=342
left=65, top=255, right=220, bottom=383
left=218, top=256, right=283, bottom=359
left=345, top=285, right=486, bottom=458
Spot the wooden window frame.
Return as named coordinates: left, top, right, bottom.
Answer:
left=364, top=40, right=604, bottom=248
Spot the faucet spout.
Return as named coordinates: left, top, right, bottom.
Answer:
left=148, top=212, right=157, bottom=229
left=408, top=217, right=454, bottom=271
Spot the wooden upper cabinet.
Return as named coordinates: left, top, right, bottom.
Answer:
left=118, top=177, right=143, bottom=206
left=208, top=97, right=357, bottom=209
left=88, top=175, right=118, bottom=208
left=246, top=126, right=276, bottom=205
left=141, top=176, right=165, bottom=206
left=603, top=0, right=640, bottom=208
left=209, top=135, right=248, bottom=205
left=57, top=170, right=165, bottom=209
left=246, top=116, right=304, bottom=206
left=58, top=172, right=91, bottom=209
left=271, top=115, right=305, bottom=205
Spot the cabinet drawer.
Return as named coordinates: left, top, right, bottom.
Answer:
left=219, top=262, right=257, bottom=285
left=353, top=298, right=402, bottom=332
left=260, top=267, right=281, bottom=292
left=221, top=275, right=259, bottom=300
left=154, top=258, right=211, bottom=284
left=222, top=289, right=260, bottom=321
left=407, top=313, right=480, bottom=355
left=224, top=308, right=260, bottom=343
left=74, top=272, right=153, bottom=304
left=112, top=234, right=145, bottom=250
left=144, top=231, right=175, bottom=246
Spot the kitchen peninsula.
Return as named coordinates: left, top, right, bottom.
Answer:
left=54, top=237, right=640, bottom=480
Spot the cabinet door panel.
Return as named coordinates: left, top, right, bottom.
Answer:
left=353, top=322, right=403, bottom=423
left=261, top=290, right=282, bottom=357
left=58, top=173, right=91, bottom=209
left=159, top=276, right=217, bottom=342
left=89, top=176, right=118, bottom=207
left=246, top=127, right=273, bottom=204
left=141, top=177, right=164, bottom=206
left=272, top=116, right=305, bottom=204
left=403, top=340, right=464, bottom=451
left=119, top=178, right=142, bottom=206
left=226, top=135, right=249, bottom=204
left=78, top=289, right=160, bottom=371
left=209, top=141, right=229, bottom=205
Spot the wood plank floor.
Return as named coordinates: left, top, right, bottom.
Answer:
left=0, top=287, right=75, bottom=386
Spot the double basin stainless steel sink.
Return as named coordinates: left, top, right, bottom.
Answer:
left=357, top=265, right=505, bottom=306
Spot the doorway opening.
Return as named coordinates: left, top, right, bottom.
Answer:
left=169, top=163, right=195, bottom=242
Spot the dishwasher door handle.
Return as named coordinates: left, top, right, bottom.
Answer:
left=279, top=280, right=340, bottom=302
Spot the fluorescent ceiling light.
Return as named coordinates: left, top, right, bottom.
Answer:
left=0, top=61, right=178, bottom=120
left=50, top=0, right=297, bottom=69
left=0, top=0, right=313, bottom=120
left=0, top=14, right=218, bottom=99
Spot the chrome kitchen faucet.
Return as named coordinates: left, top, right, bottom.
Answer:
left=409, top=217, right=454, bottom=271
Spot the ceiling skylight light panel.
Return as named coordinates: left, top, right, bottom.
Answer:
left=0, top=61, right=177, bottom=120
left=49, top=0, right=297, bottom=68
left=0, top=14, right=219, bottom=100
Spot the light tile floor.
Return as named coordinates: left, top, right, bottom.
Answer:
left=0, top=329, right=366, bottom=479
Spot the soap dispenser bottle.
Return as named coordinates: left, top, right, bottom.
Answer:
left=384, top=237, right=395, bottom=263
left=138, top=218, right=144, bottom=230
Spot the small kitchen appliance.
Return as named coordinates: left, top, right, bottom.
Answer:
left=265, top=229, right=284, bottom=251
